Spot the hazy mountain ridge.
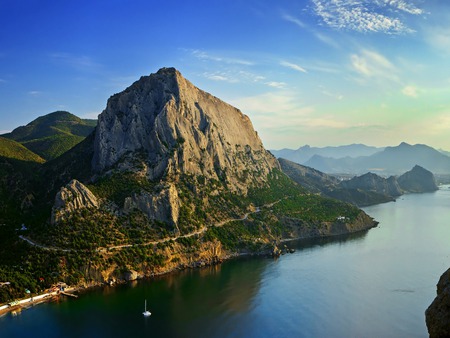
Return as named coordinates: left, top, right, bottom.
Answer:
left=280, top=158, right=437, bottom=207
left=272, top=144, right=383, bottom=164
left=1, top=111, right=97, bottom=161
left=302, top=142, right=450, bottom=175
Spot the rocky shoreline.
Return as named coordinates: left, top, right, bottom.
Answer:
left=0, top=214, right=377, bottom=317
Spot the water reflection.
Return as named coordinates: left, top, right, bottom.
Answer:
left=284, top=228, right=370, bottom=252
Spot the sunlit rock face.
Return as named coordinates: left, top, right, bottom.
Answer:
left=92, top=67, right=279, bottom=194
left=51, top=179, right=98, bottom=224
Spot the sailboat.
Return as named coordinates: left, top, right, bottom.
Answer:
left=143, top=299, right=151, bottom=317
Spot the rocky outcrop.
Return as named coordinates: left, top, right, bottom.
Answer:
left=279, top=159, right=401, bottom=207
left=398, top=165, right=438, bottom=193
left=281, top=211, right=378, bottom=239
left=92, top=67, right=279, bottom=194
left=123, top=184, right=180, bottom=231
left=278, top=158, right=339, bottom=194
left=426, top=268, right=450, bottom=338
left=339, top=172, right=402, bottom=197
left=51, top=179, right=98, bottom=224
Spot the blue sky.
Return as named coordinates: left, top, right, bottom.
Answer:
left=1, top=0, right=449, bottom=150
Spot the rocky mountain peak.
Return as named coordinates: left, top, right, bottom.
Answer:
left=92, top=67, right=279, bottom=193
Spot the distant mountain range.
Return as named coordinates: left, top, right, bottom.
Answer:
left=271, top=144, right=383, bottom=164
left=280, top=158, right=438, bottom=207
left=1, top=111, right=97, bottom=161
left=273, top=142, right=450, bottom=175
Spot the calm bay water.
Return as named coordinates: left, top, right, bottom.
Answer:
left=2, top=186, right=450, bottom=337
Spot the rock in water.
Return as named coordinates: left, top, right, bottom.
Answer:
left=92, top=67, right=278, bottom=193
left=426, top=268, right=450, bottom=337
left=51, top=179, right=98, bottom=224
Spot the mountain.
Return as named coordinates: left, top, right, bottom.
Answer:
left=1, top=111, right=97, bottom=161
left=397, top=165, right=438, bottom=193
left=280, top=158, right=437, bottom=207
left=0, top=136, right=44, bottom=163
left=339, top=173, right=402, bottom=197
left=278, top=158, right=339, bottom=194
left=92, top=67, right=278, bottom=193
left=303, top=142, right=450, bottom=175
left=439, top=149, right=450, bottom=157
left=280, top=159, right=399, bottom=206
left=0, top=68, right=377, bottom=302
left=271, top=144, right=382, bottom=164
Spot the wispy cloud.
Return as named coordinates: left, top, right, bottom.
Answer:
left=202, top=70, right=265, bottom=84
left=280, top=61, right=307, bottom=73
left=425, top=26, right=450, bottom=55
left=203, top=72, right=238, bottom=83
left=265, top=81, right=286, bottom=89
left=312, top=0, right=424, bottom=34
left=28, top=91, right=42, bottom=97
left=350, top=49, right=398, bottom=82
left=319, top=86, right=344, bottom=100
left=81, top=112, right=100, bottom=119
left=0, top=79, right=6, bottom=84
left=401, top=85, right=418, bottom=98
left=282, top=13, right=306, bottom=28
left=282, top=12, right=340, bottom=49
left=50, top=53, right=102, bottom=71
left=190, top=49, right=254, bottom=66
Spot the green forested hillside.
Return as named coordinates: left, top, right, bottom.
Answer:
left=2, top=111, right=96, bottom=160
left=0, top=137, right=44, bottom=163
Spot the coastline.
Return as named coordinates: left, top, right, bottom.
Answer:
left=0, top=215, right=377, bottom=317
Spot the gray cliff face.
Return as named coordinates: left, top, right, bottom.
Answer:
left=339, top=172, right=402, bottom=197
left=426, top=268, right=450, bottom=338
left=51, top=179, right=98, bottom=224
left=92, top=67, right=279, bottom=193
left=398, top=165, right=438, bottom=193
left=123, top=184, right=180, bottom=231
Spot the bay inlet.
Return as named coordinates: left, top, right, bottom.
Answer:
left=1, top=186, right=449, bottom=337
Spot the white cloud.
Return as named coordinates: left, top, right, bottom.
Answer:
left=401, top=85, right=418, bottom=98
left=28, top=91, right=42, bottom=96
left=204, top=73, right=233, bottom=82
left=0, top=130, right=11, bottom=134
left=81, top=112, right=100, bottom=119
left=282, top=13, right=306, bottom=28
left=280, top=61, right=307, bottom=73
left=312, top=0, right=424, bottom=34
left=265, top=81, right=286, bottom=89
left=425, top=27, right=450, bottom=55
left=202, top=70, right=265, bottom=84
left=231, top=92, right=306, bottom=116
left=374, top=0, right=424, bottom=15
left=321, top=90, right=344, bottom=100
left=350, top=49, right=398, bottom=82
left=50, top=53, right=102, bottom=71
left=190, top=49, right=254, bottom=66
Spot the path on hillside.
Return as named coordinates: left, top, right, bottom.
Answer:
left=19, top=198, right=285, bottom=253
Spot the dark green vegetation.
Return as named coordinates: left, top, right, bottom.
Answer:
left=1, top=111, right=96, bottom=161
left=0, top=111, right=370, bottom=304
left=0, top=137, right=45, bottom=163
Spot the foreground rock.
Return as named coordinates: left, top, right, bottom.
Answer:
left=426, top=268, right=450, bottom=337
